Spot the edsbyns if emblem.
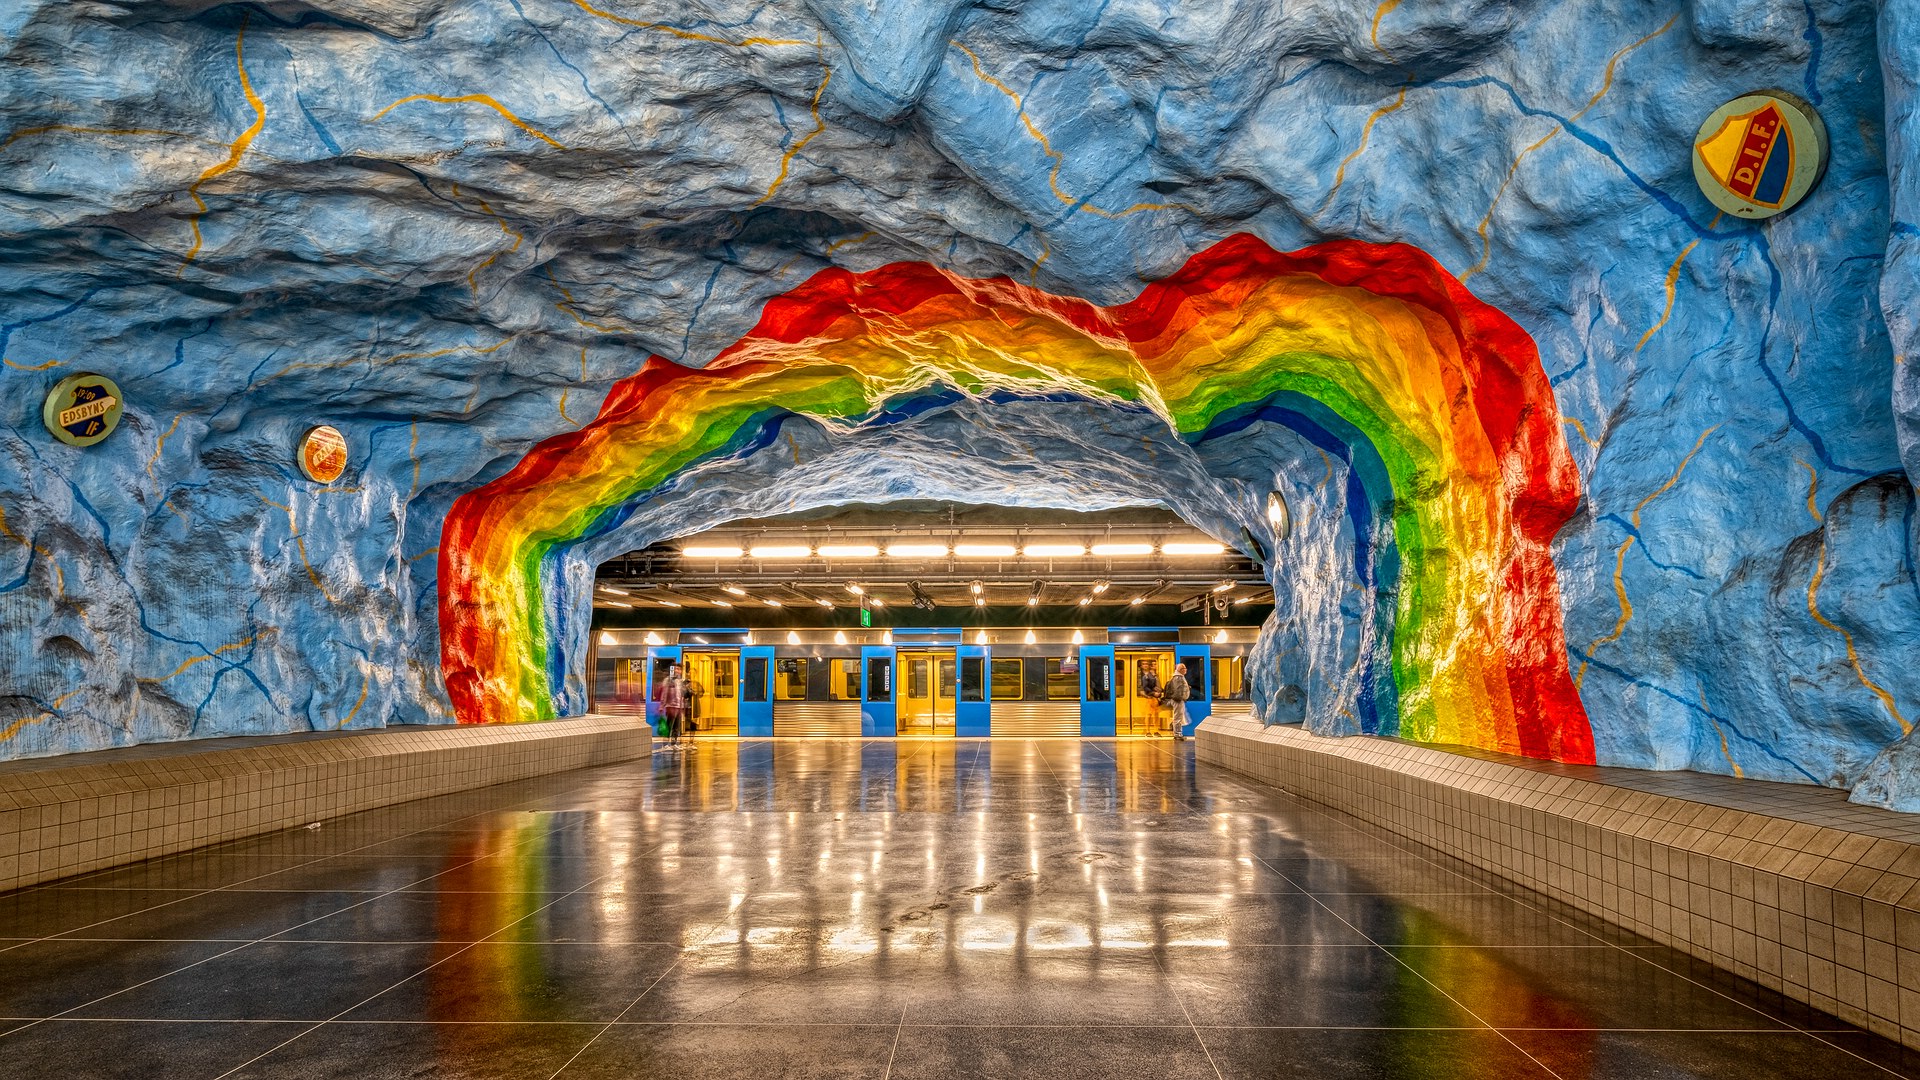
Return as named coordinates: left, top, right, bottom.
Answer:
left=42, top=373, right=125, bottom=447
left=1693, top=91, right=1827, bottom=219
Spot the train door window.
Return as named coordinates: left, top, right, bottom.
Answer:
left=713, top=658, right=736, bottom=699
left=991, top=659, right=1023, bottom=699
left=959, top=657, right=985, bottom=702
left=937, top=658, right=957, bottom=700
left=743, top=657, right=768, bottom=702
left=1182, top=660, right=1207, bottom=699
left=1044, top=657, right=1078, bottom=699
left=866, top=657, right=893, bottom=700
left=776, top=658, right=809, bottom=700
left=829, top=658, right=859, bottom=700
left=650, top=657, right=674, bottom=700
left=1085, top=655, right=1112, bottom=701
left=1213, top=655, right=1245, bottom=700
left=906, top=657, right=930, bottom=699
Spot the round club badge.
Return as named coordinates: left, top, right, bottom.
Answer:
left=298, top=425, right=349, bottom=484
left=1693, top=90, right=1827, bottom=219
left=42, top=373, right=125, bottom=447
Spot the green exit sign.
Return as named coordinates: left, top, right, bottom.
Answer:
left=860, top=607, right=871, bottom=627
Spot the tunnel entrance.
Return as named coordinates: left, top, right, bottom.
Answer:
left=585, top=502, right=1271, bottom=739
left=438, top=234, right=1592, bottom=762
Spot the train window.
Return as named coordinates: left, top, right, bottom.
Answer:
left=1213, top=655, right=1245, bottom=700
left=991, top=659, right=1023, bottom=699
left=650, top=657, right=674, bottom=701
left=742, top=657, right=768, bottom=703
left=776, top=658, right=809, bottom=700
left=830, top=658, right=860, bottom=700
left=1085, top=655, right=1112, bottom=702
left=1182, top=658, right=1207, bottom=700
left=959, top=657, right=985, bottom=702
left=714, top=659, right=736, bottom=699
left=866, top=657, right=893, bottom=700
left=1043, top=658, right=1078, bottom=700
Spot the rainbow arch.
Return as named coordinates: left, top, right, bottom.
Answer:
left=439, top=234, right=1594, bottom=763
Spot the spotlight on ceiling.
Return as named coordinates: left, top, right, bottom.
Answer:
left=845, top=583, right=864, bottom=595
left=969, top=580, right=983, bottom=595
left=816, top=598, right=835, bottom=609
left=1028, top=581, right=1043, bottom=607
left=1077, top=596, right=1091, bottom=607
left=909, top=580, right=937, bottom=611
left=1091, top=580, right=1110, bottom=594
left=1129, top=596, right=1145, bottom=606
left=975, top=597, right=986, bottom=607
left=870, top=597, right=885, bottom=608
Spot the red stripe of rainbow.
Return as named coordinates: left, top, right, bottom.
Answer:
left=439, top=234, right=1593, bottom=762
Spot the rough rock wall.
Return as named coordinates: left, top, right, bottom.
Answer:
left=1, top=0, right=1915, bottom=802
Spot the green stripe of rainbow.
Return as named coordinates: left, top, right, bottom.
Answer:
left=440, top=234, right=1594, bottom=762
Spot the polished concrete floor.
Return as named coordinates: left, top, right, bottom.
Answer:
left=2, top=739, right=1918, bottom=1079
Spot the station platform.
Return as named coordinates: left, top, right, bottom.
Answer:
left=3, top=738, right=1918, bottom=1078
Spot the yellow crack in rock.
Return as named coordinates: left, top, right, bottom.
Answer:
left=2, top=356, right=67, bottom=371
left=1326, top=80, right=1412, bottom=206
left=1462, top=15, right=1677, bottom=281
left=546, top=266, right=639, bottom=333
left=1698, top=682, right=1744, bottom=778
left=182, top=16, right=267, bottom=269
left=1575, top=425, right=1717, bottom=688
left=754, top=53, right=831, bottom=207
left=451, top=183, right=525, bottom=293
left=1563, top=417, right=1601, bottom=449
left=1808, top=537, right=1911, bottom=736
left=567, top=0, right=810, bottom=48
left=1637, top=212, right=1722, bottom=352
left=952, top=41, right=1192, bottom=221
left=0, top=688, right=81, bottom=744
left=140, top=631, right=275, bottom=684
left=1370, top=0, right=1401, bottom=53
left=146, top=414, right=185, bottom=478
left=370, top=94, right=566, bottom=149
left=1798, top=458, right=1822, bottom=523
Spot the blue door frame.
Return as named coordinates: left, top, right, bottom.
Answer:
left=643, top=645, right=682, bottom=729
left=1078, top=645, right=1116, bottom=737
left=860, top=645, right=897, bottom=737
left=955, top=644, right=990, bottom=736
left=1174, top=645, right=1211, bottom=735
left=738, top=645, right=774, bottom=736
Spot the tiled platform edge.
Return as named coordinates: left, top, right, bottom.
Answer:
left=0, top=715, right=649, bottom=892
left=1198, top=716, right=1920, bottom=1048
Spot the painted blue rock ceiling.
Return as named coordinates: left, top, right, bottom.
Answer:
left=1, top=0, right=1917, bottom=806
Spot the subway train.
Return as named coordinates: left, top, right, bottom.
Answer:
left=591, top=625, right=1255, bottom=738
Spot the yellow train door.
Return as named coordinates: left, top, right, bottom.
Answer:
left=898, top=650, right=956, bottom=736
left=1115, top=651, right=1173, bottom=737
left=682, top=651, right=740, bottom=737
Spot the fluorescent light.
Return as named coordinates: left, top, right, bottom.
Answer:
left=816, top=598, right=835, bottom=608
left=1021, top=543, right=1085, bottom=558
left=721, top=584, right=747, bottom=596
left=658, top=600, right=681, bottom=607
left=885, top=543, right=949, bottom=558
left=1024, top=629, right=1037, bottom=644
left=845, top=583, right=864, bottom=595
left=597, top=585, right=629, bottom=596
left=819, top=544, right=880, bottom=558
left=764, top=599, right=783, bottom=607
left=597, top=599, right=633, bottom=609
left=1212, top=581, right=1236, bottom=593
left=1090, top=542, right=1153, bottom=556
left=682, top=545, right=744, bottom=558
left=954, top=543, right=1016, bottom=557
left=833, top=630, right=847, bottom=645
left=749, top=544, right=812, bottom=559
left=713, top=600, right=733, bottom=607
left=1163, top=541, right=1226, bottom=556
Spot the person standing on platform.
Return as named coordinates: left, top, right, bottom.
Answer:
left=1163, top=663, right=1191, bottom=741
left=660, top=664, right=689, bottom=749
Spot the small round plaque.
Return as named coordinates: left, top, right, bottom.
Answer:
left=298, top=425, right=349, bottom=484
left=1692, top=90, right=1827, bottom=219
left=42, top=373, right=124, bottom=447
